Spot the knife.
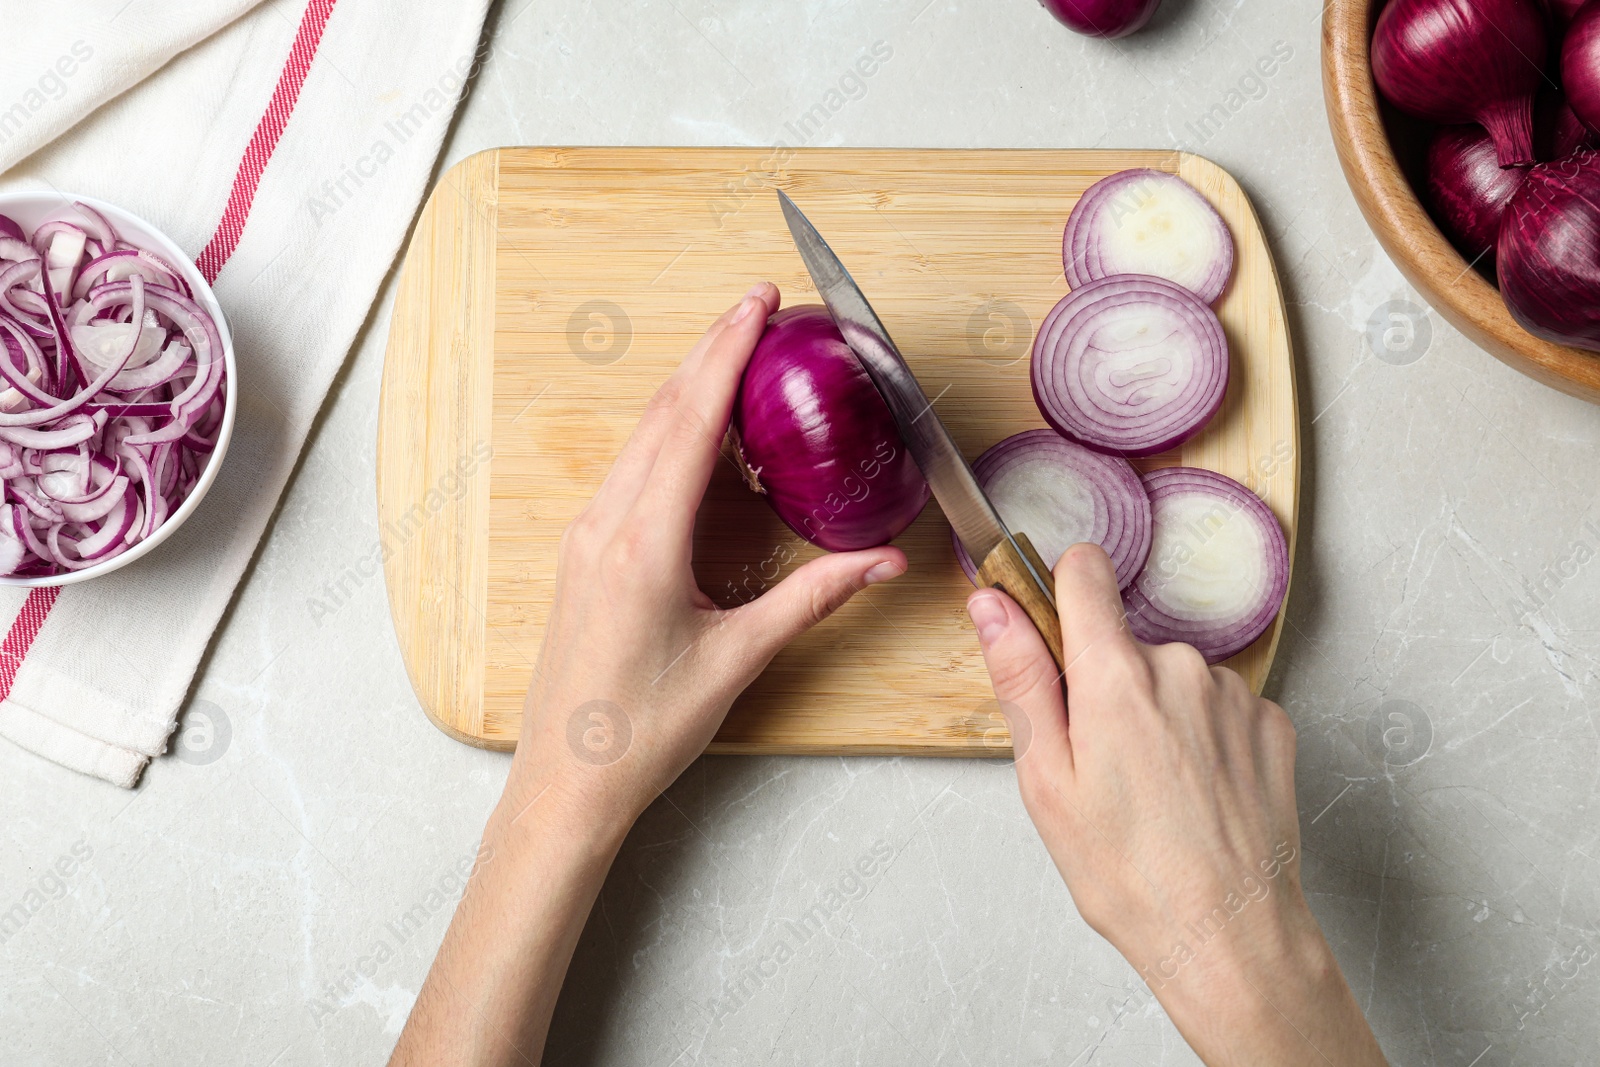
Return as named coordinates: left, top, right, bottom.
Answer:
left=776, top=190, right=1065, bottom=672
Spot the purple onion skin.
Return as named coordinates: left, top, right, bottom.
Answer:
left=1563, top=0, right=1600, bottom=135
left=1372, top=0, right=1546, bottom=167
left=732, top=305, right=929, bottom=552
left=1424, top=125, right=1527, bottom=266
left=1497, top=150, right=1600, bottom=350
left=1038, top=0, right=1161, bottom=38
left=0, top=215, right=23, bottom=243
left=1536, top=89, right=1600, bottom=159
left=1550, top=0, right=1587, bottom=29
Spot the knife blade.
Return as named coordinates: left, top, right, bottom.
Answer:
left=776, top=190, right=1064, bottom=670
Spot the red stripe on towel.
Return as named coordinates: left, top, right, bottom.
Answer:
left=196, top=0, right=338, bottom=282
left=0, top=587, right=59, bottom=700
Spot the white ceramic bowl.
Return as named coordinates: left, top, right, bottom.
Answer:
left=0, top=191, right=236, bottom=586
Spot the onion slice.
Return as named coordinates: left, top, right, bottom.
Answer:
left=1121, top=467, right=1288, bottom=664
left=1063, top=169, right=1235, bottom=304
left=1031, top=274, right=1229, bottom=458
left=953, top=429, right=1151, bottom=589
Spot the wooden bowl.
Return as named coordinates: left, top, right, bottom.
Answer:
left=1322, top=0, right=1600, bottom=403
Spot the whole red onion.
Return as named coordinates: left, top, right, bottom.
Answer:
left=731, top=305, right=928, bottom=551
left=1497, top=150, right=1600, bottom=351
left=1373, top=0, right=1547, bottom=167
left=1562, top=0, right=1600, bottom=135
left=1038, top=0, right=1161, bottom=38
left=1424, top=125, right=1527, bottom=266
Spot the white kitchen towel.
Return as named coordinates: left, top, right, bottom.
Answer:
left=0, top=0, right=493, bottom=787
left=0, top=0, right=268, bottom=175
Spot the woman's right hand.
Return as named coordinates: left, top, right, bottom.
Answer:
left=967, top=543, right=1388, bottom=1067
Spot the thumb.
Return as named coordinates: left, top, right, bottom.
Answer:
left=966, top=587, right=1072, bottom=775
left=735, top=546, right=907, bottom=659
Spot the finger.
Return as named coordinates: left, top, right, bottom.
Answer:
left=633, top=283, right=780, bottom=543
left=966, top=587, right=1073, bottom=779
left=590, top=284, right=779, bottom=519
left=1204, top=663, right=1258, bottom=774
left=1053, top=543, right=1142, bottom=683
left=731, top=545, right=906, bottom=663
left=1252, top=696, right=1299, bottom=820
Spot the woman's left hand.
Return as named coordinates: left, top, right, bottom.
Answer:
left=499, top=282, right=908, bottom=839
left=396, top=284, right=905, bottom=1067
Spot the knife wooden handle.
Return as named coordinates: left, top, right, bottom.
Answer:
left=977, top=532, right=1065, bottom=673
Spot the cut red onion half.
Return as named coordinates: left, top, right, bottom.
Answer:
left=1063, top=169, right=1235, bottom=305
left=1121, top=467, right=1288, bottom=664
left=953, top=429, right=1151, bottom=589
left=1031, top=274, right=1229, bottom=458
left=0, top=203, right=227, bottom=577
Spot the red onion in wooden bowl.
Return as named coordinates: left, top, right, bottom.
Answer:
left=1563, top=0, right=1600, bottom=136
left=1497, top=150, right=1600, bottom=351
left=1372, top=0, right=1547, bottom=167
left=1424, top=125, right=1527, bottom=267
left=731, top=304, right=928, bottom=551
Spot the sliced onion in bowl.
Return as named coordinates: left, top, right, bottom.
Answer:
left=1063, top=169, right=1235, bottom=304
left=1031, top=274, right=1229, bottom=458
left=0, top=203, right=227, bottom=577
left=1121, top=467, right=1288, bottom=663
left=953, top=428, right=1151, bottom=589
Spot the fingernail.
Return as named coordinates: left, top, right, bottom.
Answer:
left=967, top=591, right=1008, bottom=642
left=743, top=282, right=769, bottom=300
left=731, top=295, right=761, bottom=324
left=864, top=559, right=904, bottom=585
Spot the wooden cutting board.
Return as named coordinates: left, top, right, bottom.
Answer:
left=378, top=147, right=1298, bottom=755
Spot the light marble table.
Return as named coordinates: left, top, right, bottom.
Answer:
left=6, top=1, right=1600, bottom=1064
